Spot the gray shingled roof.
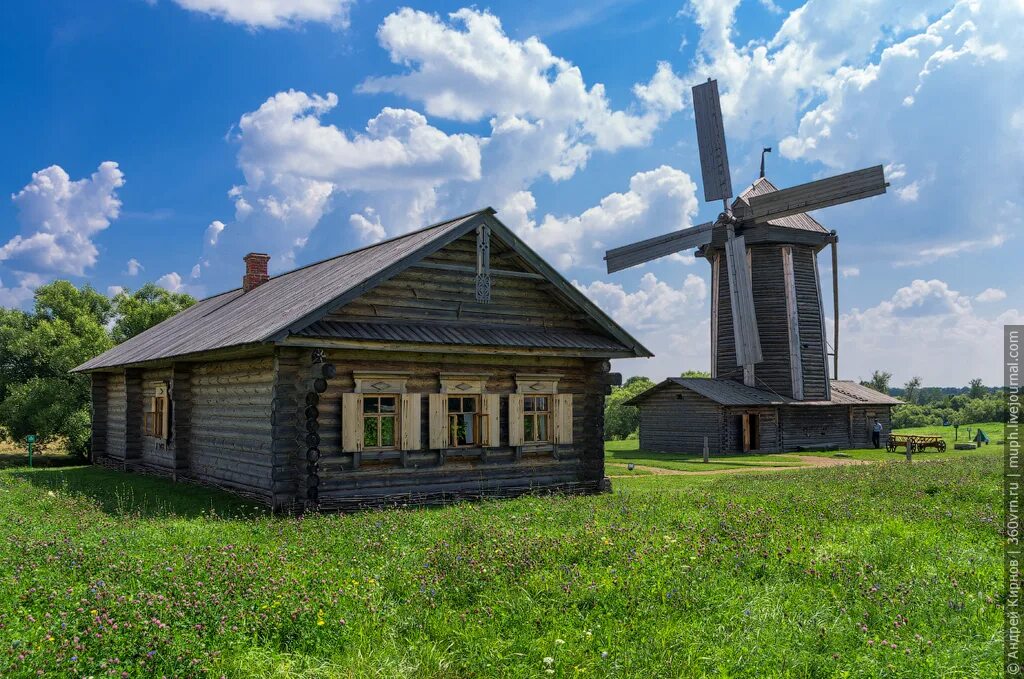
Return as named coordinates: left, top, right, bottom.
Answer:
left=75, top=209, right=650, bottom=371
left=736, top=177, right=828, bottom=233
left=625, top=377, right=899, bottom=407
left=297, top=320, right=630, bottom=353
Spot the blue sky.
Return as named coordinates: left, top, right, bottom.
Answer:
left=0, top=0, right=1021, bottom=385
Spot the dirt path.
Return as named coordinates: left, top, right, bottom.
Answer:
left=606, top=455, right=868, bottom=478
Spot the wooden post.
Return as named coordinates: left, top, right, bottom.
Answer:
left=703, top=436, right=709, bottom=463
left=831, top=236, right=839, bottom=380
left=905, top=439, right=912, bottom=462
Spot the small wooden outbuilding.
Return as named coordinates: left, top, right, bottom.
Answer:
left=73, top=209, right=650, bottom=510
left=626, top=377, right=900, bottom=454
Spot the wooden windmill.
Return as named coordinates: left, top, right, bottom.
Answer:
left=605, top=79, right=888, bottom=400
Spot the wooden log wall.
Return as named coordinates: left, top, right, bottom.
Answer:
left=779, top=405, right=849, bottom=449
left=274, top=346, right=609, bottom=509
left=89, top=373, right=109, bottom=462
left=105, top=371, right=127, bottom=460
left=721, top=406, right=782, bottom=453
left=188, top=356, right=276, bottom=500
left=140, top=367, right=174, bottom=472
left=124, top=369, right=144, bottom=460
left=850, top=405, right=892, bottom=448
left=270, top=350, right=304, bottom=510
left=171, top=363, right=193, bottom=477
left=325, top=233, right=597, bottom=333
left=637, top=386, right=725, bottom=455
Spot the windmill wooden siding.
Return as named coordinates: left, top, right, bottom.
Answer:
left=76, top=209, right=645, bottom=510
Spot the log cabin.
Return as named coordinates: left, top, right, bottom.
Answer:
left=626, top=377, right=900, bottom=454
left=624, top=178, right=901, bottom=454
left=73, top=209, right=650, bottom=510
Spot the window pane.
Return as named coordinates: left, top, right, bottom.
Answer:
left=363, top=417, right=378, bottom=447
left=379, top=397, right=396, bottom=414
left=524, top=414, right=533, bottom=441
left=380, top=416, right=395, bottom=447
left=463, top=397, right=476, bottom=413
left=535, top=396, right=548, bottom=412
left=363, top=397, right=379, bottom=414
left=448, top=397, right=460, bottom=412
left=524, top=396, right=534, bottom=412
left=536, top=414, right=549, bottom=441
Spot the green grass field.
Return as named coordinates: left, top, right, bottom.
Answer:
left=0, top=448, right=1003, bottom=677
left=605, top=439, right=808, bottom=472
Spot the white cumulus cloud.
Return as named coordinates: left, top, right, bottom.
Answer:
left=976, top=287, right=1006, bottom=303
left=502, top=165, right=700, bottom=270
left=169, top=0, right=353, bottom=29
left=0, top=162, right=124, bottom=276
left=126, top=258, right=143, bottom=276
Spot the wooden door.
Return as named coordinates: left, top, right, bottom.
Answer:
left=741, top=414, right=751, bottom=452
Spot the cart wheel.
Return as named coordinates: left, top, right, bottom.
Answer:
left=938, top=442, right=946, bottom=452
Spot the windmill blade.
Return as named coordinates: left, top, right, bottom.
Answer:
left=724, top=234, right=763, bottom=367
left=733, top=165, right=887, bottom=224
left=692, top=79, right=733, bottom=203
left=604, top=222, right=715, bottom=274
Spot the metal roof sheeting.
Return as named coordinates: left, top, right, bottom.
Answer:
left=297, top=320, right=630, bottom=352
left=74, top=211, right=485, bottom=371
left=626, top=377, right=899, bottom=407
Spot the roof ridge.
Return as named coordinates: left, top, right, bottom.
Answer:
left=242, top=207, right=494, bottom=291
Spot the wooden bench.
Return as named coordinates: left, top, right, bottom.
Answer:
left=886, top=434, right=946, bottom=453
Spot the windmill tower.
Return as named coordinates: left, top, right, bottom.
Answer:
left=606, top=78, right=889, bottom=402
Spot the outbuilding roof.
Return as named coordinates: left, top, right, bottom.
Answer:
left=75, top=209, right=651, bottom=371
left=625, top=377, right=900, bottom=407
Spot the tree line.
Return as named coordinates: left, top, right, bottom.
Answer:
left=0, top=281, right=195, bottom=457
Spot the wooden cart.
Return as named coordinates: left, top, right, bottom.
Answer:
left=886, top=434, right=947, bottom=453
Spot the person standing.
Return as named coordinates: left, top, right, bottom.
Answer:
left=872, top=418, right=883, bottom=449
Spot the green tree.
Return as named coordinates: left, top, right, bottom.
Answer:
left=0, top=281, right=114, bottom=457
left=112, top=283, right=195, bottom=343
left=680, top=369, right=711, bottom=378
left=968, top=378, right=985, bottom=399
left=604, top=376, right=655, bottom=440
left=903, top=376, right=922, bottom=404
left=861, top=370, right=893, bottom=394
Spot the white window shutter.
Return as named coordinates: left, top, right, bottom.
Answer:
left=508, top=393, right=524, bottom=446
left=481, top=393, right=500, bottom=447
left=401, top=393, right=421, bottom=450
left=341, top=393, right=364, bottom=453
left=428, top=393, right=448, bottom=449
left=159, top=383, right=170, bottom=441
left=554, top=394, right=574, bottom=444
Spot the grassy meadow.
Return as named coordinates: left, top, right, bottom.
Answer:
left=0, top=440, right=1004, bottom=678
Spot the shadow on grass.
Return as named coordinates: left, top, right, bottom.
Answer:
left=607, top=449, right=803, bottom=469
left=7, top=465, right=269, bottom=520
left=0, top=451, right=84, bottom=470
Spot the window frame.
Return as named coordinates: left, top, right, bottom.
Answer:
left=362, top=393, right=400, bottom=451
left=447, top=394, right=490, bottom=448
left=144, top=394, right=167, bottom=439
left=523, top=394, right=552, bottom=443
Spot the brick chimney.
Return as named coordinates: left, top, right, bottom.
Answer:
left=242, top=253, right=270, bottom=292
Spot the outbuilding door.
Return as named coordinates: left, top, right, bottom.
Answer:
left=740, top=413, right=761, bottom=452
